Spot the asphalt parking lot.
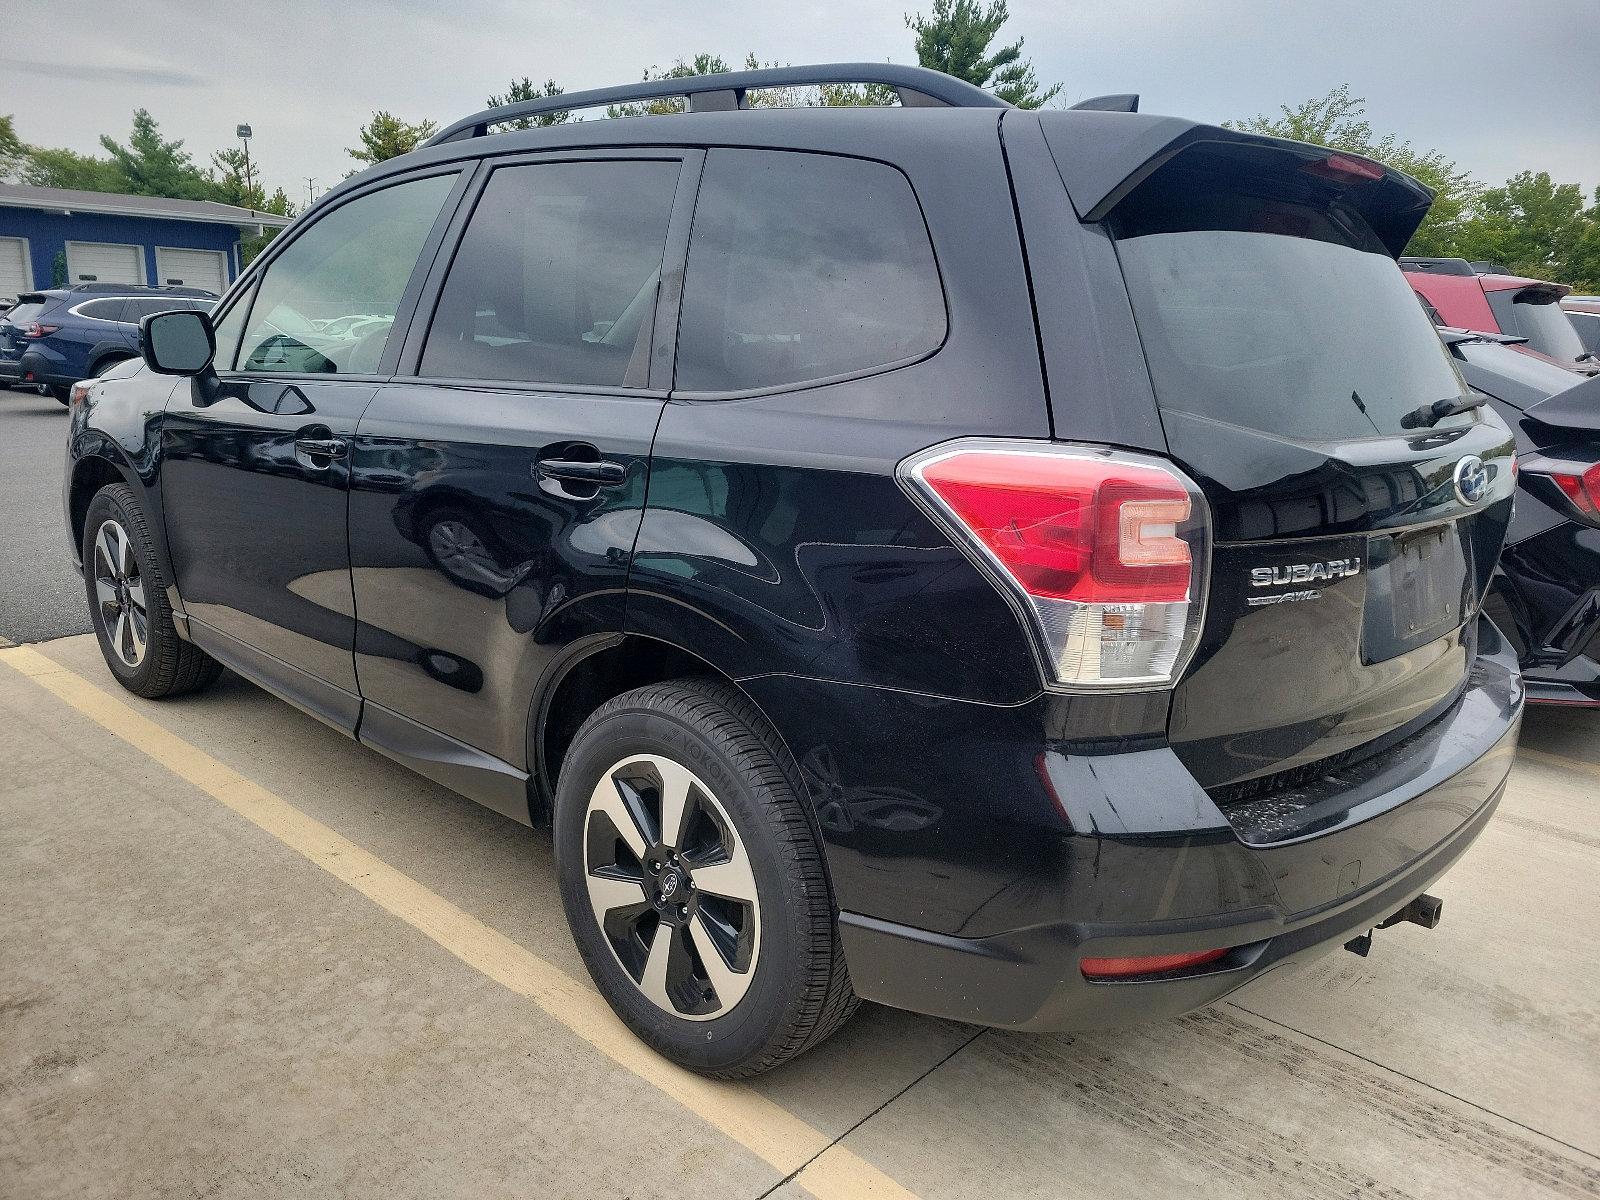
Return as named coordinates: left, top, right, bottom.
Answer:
left=0, top=633, right=1595, bottom=1199
left=0, top=388, right=92, bottom=645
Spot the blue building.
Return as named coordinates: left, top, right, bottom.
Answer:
left=0, top=183, right=292, bottom=303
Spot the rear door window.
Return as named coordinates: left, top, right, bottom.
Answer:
left=419, top=159, right=680, bottom=388
left=675, top=149, right=946, bottom=394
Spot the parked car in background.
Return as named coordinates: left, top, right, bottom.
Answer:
left=0, top=283, right=215, bottom=403
left=65, top=63, right=1522, bottom=1077
left=1445, top=328, right=1600, bottom=705
left=1563, top=295, right=1600, bottom=358
left=1405, top=257, right=1598, bottom=375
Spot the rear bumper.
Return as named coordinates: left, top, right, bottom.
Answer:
left=840, top=766, right=1507, bottom=1029
left=5, top=348, right=71, bottom=387
left=750, top=627, right=1523, bottom=1031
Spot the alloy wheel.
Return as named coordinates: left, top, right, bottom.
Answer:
left=583, top=754, right=761, bottom=1021
left=92, top=518, right=148, bottom=668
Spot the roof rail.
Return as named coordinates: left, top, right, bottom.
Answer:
left=1399, top=257, right=1477, bottom=277
left=425, top=62, right=1010, bottom=146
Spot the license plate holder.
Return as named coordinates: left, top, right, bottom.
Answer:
left=1362, top=525, right=1471, bottom=663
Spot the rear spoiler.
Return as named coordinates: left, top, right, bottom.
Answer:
left=1523, top=372, right=1600, bottom=434
left=1036, top=111, right=1435, bottom=257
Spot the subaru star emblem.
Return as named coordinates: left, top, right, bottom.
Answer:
left=1453, top=455, right=1489, bottom=505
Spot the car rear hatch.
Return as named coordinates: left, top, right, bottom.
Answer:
left=0, top=294, right=49, bottom=365
left=1041, top=121, right=1517, bottom=795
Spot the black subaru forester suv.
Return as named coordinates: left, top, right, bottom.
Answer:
left=65, top=65, right=1522, bottom=1077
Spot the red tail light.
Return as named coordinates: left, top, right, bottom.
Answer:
left=21, top=322, right=59, bottom=339
left=1082, top=948, right=1230, bottom=979
left=1551, top=463, right=1600, bottom=518
left=899, top=440, right=1210, bottom=689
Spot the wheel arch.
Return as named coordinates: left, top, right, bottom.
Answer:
left=86, top=346, right=136, bottom=378
left=68, top=452, right=136, bottom=564
left=67, top=446, right=182, bottom=626
left=528, top=633, right=815, bottom=833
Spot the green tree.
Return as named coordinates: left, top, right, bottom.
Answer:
left=19, top=145, right=124, bottom=192
left=348, top=111, right=438, bottom=167
left=98, top=109, right=214, bottom=200
left=209, top=146, right=295, bottom=215
left=1227, top=85, right=1477, bottom=256
left=905, top=0, right=1061, bottom=108
left=1451, top=171, right=1591, bottom=283
left=1564, top=188, right=1600, bottom=291
left=0, top=115, right=24, bottom=181
left=608, top=54, right=734, bottom=118
left=486, top=77, right=571, bottom=128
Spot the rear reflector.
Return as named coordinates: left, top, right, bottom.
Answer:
left=1081, top=948, right=1230, bottom=979
left=899, top=440, right=1210, bottom=689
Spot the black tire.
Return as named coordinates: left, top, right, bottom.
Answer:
left=554, top=678, right=858, bottom=1078
left=82, top=483, right=222, bottom=699
left=92, top=357, right=129, bottom=378
left=50, top=384, right=70, bottom=405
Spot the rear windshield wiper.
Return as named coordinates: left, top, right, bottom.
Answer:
left=1401, top=393, right=1487, bottom=429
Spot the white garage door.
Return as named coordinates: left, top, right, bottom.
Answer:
left=155, top=247, right=227, bottom=296
left=0, top=237, right=29, bottom=302
left=65, top=241, right=144, bottom=286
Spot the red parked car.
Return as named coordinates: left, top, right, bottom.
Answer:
left=1404, top=257, right=1598, bottom=375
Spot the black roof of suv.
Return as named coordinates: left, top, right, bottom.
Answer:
left=67, top=63, right=1521, bottom=1077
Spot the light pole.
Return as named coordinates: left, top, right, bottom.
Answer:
left=236, top=123, right=254, bottom=203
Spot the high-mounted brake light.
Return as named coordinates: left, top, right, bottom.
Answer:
left=1300, top=153, right=1386, bottom=184
left=898, top=440, right=1210, bottom=690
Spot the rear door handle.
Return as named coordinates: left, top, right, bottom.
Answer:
left=295, top=436, right=347, bottom=462
left=537, top=458, right=626, bottom=487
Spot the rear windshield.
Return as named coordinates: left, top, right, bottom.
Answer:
left=4, top=301, right=46, bottom=325
left=1492, top=291, right=1587, bottom=364
left=1118, top=229, right=1470, bottom=440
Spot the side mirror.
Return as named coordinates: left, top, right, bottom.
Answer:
left=141, top=309, right=216, bottom=376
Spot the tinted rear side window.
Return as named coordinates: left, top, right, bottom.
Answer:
left=675, top=149, right=945, bottom=394
left=420, top=159, right=679, bottom=388
left=74, top=298, right=124, bottom=321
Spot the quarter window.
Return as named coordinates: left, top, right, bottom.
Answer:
left=237, top=173, right=457, bottom=375
left=675, top=149, right=946, bottom=394
left=420, top=160, right=680, bottom=388
left=77, top=298, right=126, bottom=321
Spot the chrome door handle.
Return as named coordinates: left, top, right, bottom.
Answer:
left=295, top=437, right=347, bottom=461
left=537, top=458, right=626, bottom=486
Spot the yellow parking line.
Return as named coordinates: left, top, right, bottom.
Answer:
left=0, top=644, right=915, bottom=1200
left=1518, top=746, right=1600, bottom=781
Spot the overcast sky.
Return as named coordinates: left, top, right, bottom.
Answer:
left=5, top=0, right=1597, bottom=210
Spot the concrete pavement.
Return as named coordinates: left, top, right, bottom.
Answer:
left=2, top=633, right=1596, bottom=1199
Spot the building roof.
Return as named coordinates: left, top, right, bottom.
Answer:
left=0, top=183, right=292, bottom=230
